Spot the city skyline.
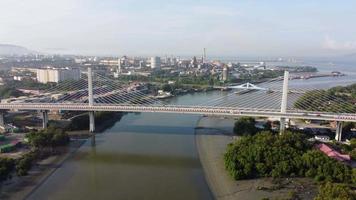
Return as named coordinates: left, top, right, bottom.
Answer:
left=1, top=0, right=356, bottom=57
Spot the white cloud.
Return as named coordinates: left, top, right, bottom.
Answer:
left=322, top=35, right=356, bottom=51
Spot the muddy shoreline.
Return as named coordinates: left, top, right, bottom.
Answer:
left=0, top=139, right=86, bottom=200
left=195, top=116, right=317, bottom=200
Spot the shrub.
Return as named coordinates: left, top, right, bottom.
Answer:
left=314, top=182, right=355, bottom=200
left=26, top=127, right=69, bottom=148
left=0, top=157, right=15, bottom=181
left=15, top=152, right=37, bottom=176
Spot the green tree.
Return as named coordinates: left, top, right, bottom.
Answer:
left=15, top=152, right=36, bottom=176
left=314, top=182, right=355, bottom=200
left=162, top=84, right=172, bottom=92
left=233, top=117, right=257, bottom=136
left=0, top=157, right=15, bottom=181
left=352, top=168, right=356, bottom=184
left=26, top=127, right=69, bottom=149
left=350, top=138, right=356, bottom=149
left=0, top=85, right=24, bottom=98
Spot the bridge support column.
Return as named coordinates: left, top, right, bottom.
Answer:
left=0, top=111, right=5, bottom=128
left=41, top=110, right=49, bottom=129
left=279, top=71, right=289, bottom=135
left=89, top=111, right=95, bottom=146
left=335, top=121, right=343, bottom=142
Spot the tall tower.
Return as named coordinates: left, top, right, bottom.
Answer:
left=117, top=58, right=122, bottom=74
left=222, top=66, right=229, bottom=81
left=203, top=48, right=207, bottom=63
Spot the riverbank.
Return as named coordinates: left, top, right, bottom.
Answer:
left=0, top=139, right=85, bottom=200
left=0, top=110, right=127, bottom=199
left=195, top=116, right=317, bottom=200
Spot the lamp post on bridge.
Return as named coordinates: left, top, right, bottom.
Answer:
left=280, top=71, right=289, bottom=135
left=88, top=67, right=95, bottom=146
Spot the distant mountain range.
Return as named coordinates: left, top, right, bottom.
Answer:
left=344, top=52, right=356, bottom=58
left=0, top=44, right=36, bottom=55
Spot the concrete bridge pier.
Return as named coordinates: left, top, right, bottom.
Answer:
left=0, top=110, right=6, bottom=128
left=0, top=111, right=5, bottom=127
left=279, top=118, right=286, bottom=133
left=41, top=110, right=49, bottom=129
left=89, top=111, right=95, bottom=146
left=335, top=121, right=343, bottom=141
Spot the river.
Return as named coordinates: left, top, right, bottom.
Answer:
left=26, top=62, right=356, bottom=200
left=27, top=101, right=214, bottom=200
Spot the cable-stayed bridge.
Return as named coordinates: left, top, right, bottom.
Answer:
left=0, top=68, right=355, bottom=143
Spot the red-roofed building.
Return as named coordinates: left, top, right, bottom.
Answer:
left=315, top=143, right=351, bottom=162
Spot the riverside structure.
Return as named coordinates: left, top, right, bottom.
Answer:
left=0, top=68, right=354, bottom=144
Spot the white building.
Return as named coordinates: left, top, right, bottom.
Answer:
left=151, top=56, right=161, bottom=70
left=222, top=66, right=229, bottom=81
left=36, top=68, right=80, bottom=83
left=13, top=76, right=23, bottom=81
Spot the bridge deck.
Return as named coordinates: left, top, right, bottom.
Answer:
left=0, top=103, right=355, bottom=122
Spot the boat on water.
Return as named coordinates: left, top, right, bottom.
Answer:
left=155, top=90, right=174, bottom=99
left=155, top=93, right=174, bottom=99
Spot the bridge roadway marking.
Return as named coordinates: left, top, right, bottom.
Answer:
left=0, top=103, right=355, bottom=122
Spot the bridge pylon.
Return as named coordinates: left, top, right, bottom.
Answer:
left=88, top=67, right=96, bottom=146
left=279, top=71, right=289, bottom=134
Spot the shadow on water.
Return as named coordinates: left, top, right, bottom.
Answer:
left=104, top=124, right=227, bottom=136
left=74, top=150, right=201, bottom=169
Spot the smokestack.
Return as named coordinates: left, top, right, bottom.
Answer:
left=203, top=48, right=206, bottom=63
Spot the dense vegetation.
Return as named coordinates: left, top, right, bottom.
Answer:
left=68, top=111, right=124, bottom=131
left=224, top=131, right=355, bottom=183
left=238, top=69, right=284, bottom=82
left=329, top=139, right=356, bottom=160
left=314, top=182, right=356, bottom=200
left=233, top=117, right=258, bottom=136
left=6, top=79, right=54, bottom=90
left=225, top=128, right=356, bottom=199
left=5, top=79, right=89, bottom=91
left=15, top=151, right=37, bottom=176
left=0, top=85, right=24, bottom=98
left=294, top=84, right=356, bottom=113
left=26, top=126, right=70, bottom=148
left=277, top=66, right=318, bottom=73
left=0, top=127, right=71, bottom=180
left=0, top=157, right=15, bottom=181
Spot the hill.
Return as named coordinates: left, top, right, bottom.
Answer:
left=0, top=44, right=35, bottom=55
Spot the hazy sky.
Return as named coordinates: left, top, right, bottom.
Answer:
left=1, top=0, right=356, bottom=57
